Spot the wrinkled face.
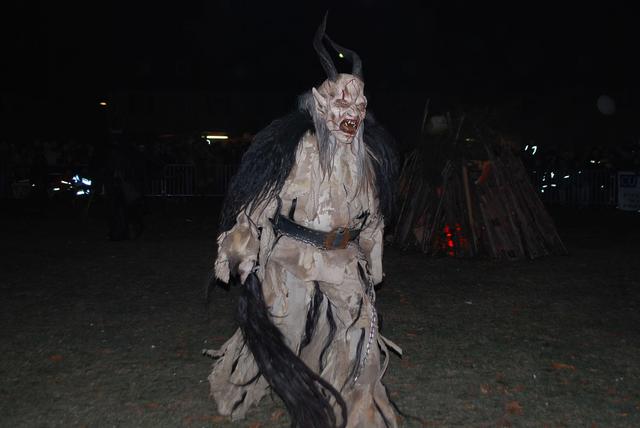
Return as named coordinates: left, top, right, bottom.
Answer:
left=312, top=74, right=367, bottom=144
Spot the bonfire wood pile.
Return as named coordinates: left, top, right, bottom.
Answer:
left=393, top=114, right=567, bottom=260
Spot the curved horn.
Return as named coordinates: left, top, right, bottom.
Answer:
left=325, top=36, right=363, bottom=80
left=313, top=13, right=338, bottom=80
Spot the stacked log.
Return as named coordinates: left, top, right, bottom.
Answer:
left=392, top=126, right=567, bottom=260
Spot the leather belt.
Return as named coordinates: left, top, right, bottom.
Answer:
left=270, top=214, right=363, bottom=250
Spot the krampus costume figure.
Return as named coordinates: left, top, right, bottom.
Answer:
left=204, top=17, right=401, bottom=428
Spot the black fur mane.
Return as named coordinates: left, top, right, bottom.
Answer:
left=219, top=110, right=313, bottom=232
left=362, top=112, right=399, bottom=223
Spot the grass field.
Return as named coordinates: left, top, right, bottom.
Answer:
left=1, top=200, right=638, bottom=427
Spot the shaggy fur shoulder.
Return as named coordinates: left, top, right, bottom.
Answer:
left=362, top=112, right=399, bottom=222
left=218, top=110, right=314, bottom=232
left=219, top=110, right=398, bottom=232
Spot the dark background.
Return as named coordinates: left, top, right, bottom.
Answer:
left=1, top=1, right=637, bottom=151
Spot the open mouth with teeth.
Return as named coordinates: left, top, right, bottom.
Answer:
left=339, top=119, right=359, bottom=135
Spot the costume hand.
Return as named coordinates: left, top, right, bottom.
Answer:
left=238, top=258, right=257, bottom=284
left=214, top=255, right=256, bottom=284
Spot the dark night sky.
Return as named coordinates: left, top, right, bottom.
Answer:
left=2, top=1, right=637, bottom=147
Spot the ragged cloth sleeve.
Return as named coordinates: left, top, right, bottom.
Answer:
left=358, top=211, right=385, bottom=285
left=214, top=210, right=261, bottom=284
left=213, top=111, right=313, bottom=284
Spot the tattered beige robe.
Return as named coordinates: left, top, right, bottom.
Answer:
left=208, top=131, right=400, bottom=427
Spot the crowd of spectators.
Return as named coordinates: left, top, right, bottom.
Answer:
left=0, top=132, right=252, bottom=201
left=521, top=139, right=640, bottom=174
left=0, top=138, right=94, bottom=199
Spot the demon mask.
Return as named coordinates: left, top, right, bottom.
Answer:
left=312, top=15, right=367, bottom=144
left=312, top=75, right=367, bottom=144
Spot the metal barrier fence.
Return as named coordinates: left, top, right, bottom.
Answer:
left=146, top=163, right=238, bottom=197
left=204, top=164, right=238, bottom=197
left=534, top=170, right=617, bottom=207
left=148, top=164, right=195, bottom=196
left=147, top=165, right=622, bottom=207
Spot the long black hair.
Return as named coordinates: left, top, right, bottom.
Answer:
left=237, top=273, right=347, bottom=428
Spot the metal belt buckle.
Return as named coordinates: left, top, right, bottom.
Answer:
left=324, top=227, right=351, bottom=250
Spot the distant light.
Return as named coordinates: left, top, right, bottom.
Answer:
left=542, top=184, right=548, bottom=188
left=205, top=135, right=228, bottom=140
left=53, top=187, right=60, bottom=191
left=563, top=175, right=570, bottom=179
left=550, top=172, right=555, bottom=178
left=76, top=190, right=86, bottom=196
left=600, top=185, right=605, bottom=189
left=550, top=184, right=557, bottom=187
left=338, top=52, right=344, bottom=58
left=531, top=145, right=538, bottom=155
left=590, top=160, right=596, bottom=164
left=465, top=137, right=475, bottom=142
left=578, top=170, right=582, bottom=174
left=81, top=178, right=92, bottom=186
left=99, top=101, right=108, bottom=107
left=524, top=145, right=529, bottom=151
left=61, top=180, right=70, bottom=185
